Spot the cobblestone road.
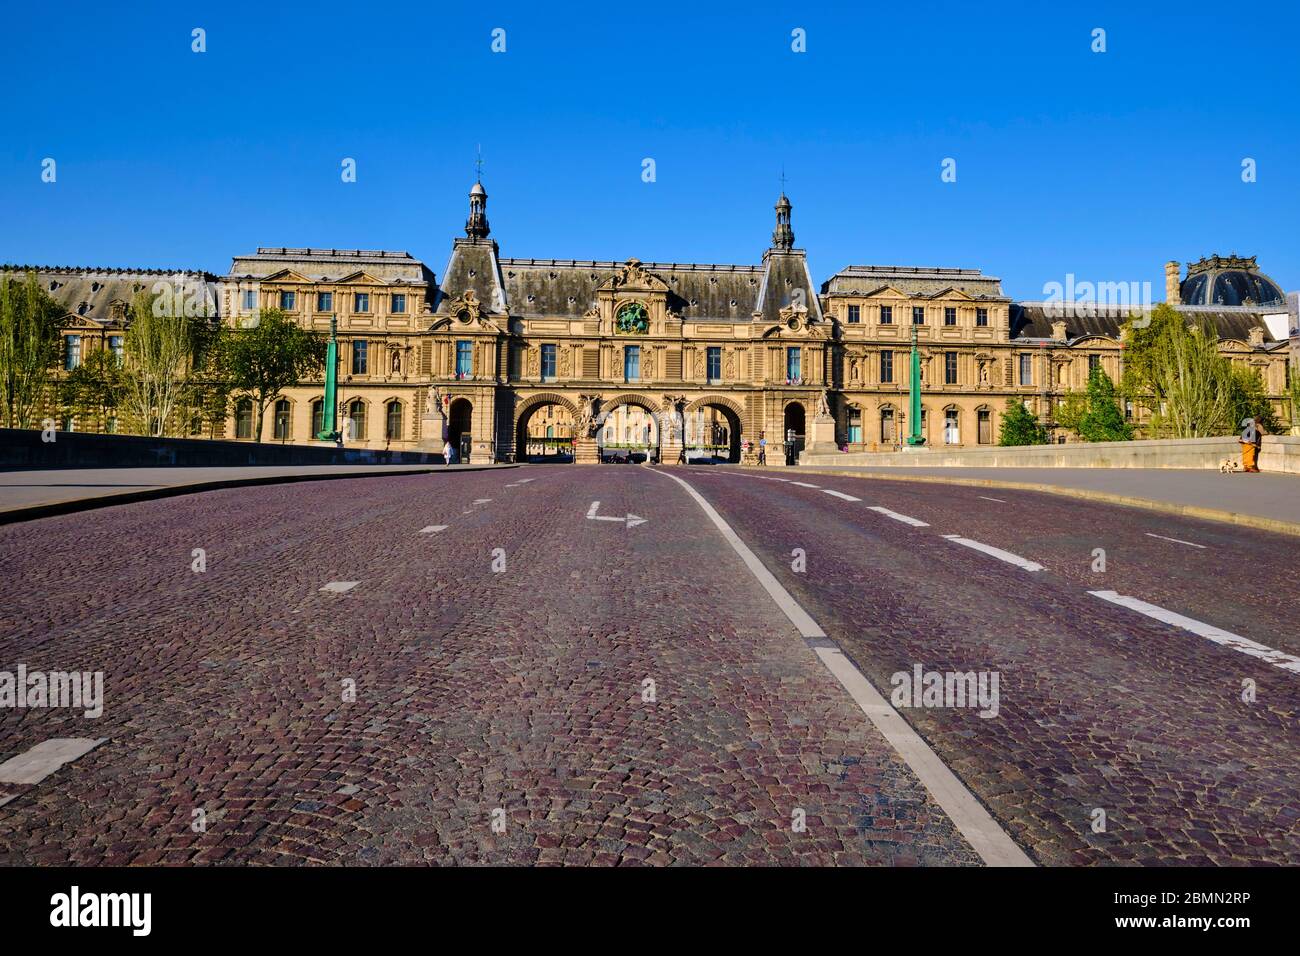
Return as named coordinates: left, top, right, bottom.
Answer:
left=0, top=466, right=979, bottom=865
left=687, top=467, right=1300, bottom=865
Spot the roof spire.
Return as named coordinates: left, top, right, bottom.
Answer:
left=772, top=176, right=794, bottom=251
left=466, top=147, right=490, bottom=240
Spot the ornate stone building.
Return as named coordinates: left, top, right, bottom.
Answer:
left=8, top=182, right=1294, bottom=458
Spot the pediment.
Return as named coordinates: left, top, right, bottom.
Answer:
left=260, top=268, right=313, bottom=283
left=597, top=258, right=670, bottom=294
left=862, top=284, right=909, bottom=299
left=928, top=287, right=976, bottom=301
left=335, top=271, right=384, bottom=285
left=62, top=313, right=104, bottom=329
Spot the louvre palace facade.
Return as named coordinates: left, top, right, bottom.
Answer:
left=9, top=181, right=1295, bottom=463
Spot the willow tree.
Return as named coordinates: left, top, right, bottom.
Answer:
left=0, top=271, right=65, bottom=428
left=122, top=287, right=210, bottom=436
left=1122, top=304, right=1234, bottom=437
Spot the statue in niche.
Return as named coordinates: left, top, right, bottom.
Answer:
left=725, top=352, right=735, bottom=379
left=559, top=348, right=571, bottom=377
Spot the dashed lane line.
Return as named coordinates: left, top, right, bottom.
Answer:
left=320, top=581, right=359, bottom=593
left=651, top=467, right=1033, bottom=868
left=823, top=489, right=862, bottom=502
left=419, top=525, right=449, bottom=534
left=1088, top=590, right=1300, bottom=674
left=867, top=506, right=930, bottom=528
left=0, top=738, right=108, bottom=806
left=1144, top=532, right=1207, bottom=549
left=942, top=535, right=1045, bottom=572
left=790, top=481, right=821, bottom=488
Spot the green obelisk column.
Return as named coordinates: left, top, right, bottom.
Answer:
left=317, top=315, right=339, bottom=441
left=907, top=324, right=925, bottom=446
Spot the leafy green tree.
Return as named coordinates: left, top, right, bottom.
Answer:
left=1073, top=367, right=1133, bottom=442
left=998, top=398, right=1048, bottom=446
left=123, top=288, right=211, bottom=436
left=1290, top=368, right=1300, bottom=435
left=224, top=309, right=325, bottom=441
left=1121, top=304, right=1233, bottom=437
left=0, top=271, right=66, bottom=428
left=180, top=322, right=235, bottom=438
left=1226, top=364, right=1279, bottom=435
left=60, top=346, right=128, bottom=427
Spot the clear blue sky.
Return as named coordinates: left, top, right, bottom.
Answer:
left=2, top=1, right=1296, bottom=300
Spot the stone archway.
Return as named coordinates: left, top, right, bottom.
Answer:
left=598, top=393, right=661, bottom=463
left=782, top=401, right=806, bottom=464
left=685, top=394, right=746, bottom=463
left=448, top=397, right=473, bottom=459
left=514, top=392, right=579, bottom=463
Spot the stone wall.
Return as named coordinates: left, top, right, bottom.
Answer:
left=0, top=429, right=444, bottom=469
left=801, top=435, right=1300, bottom=474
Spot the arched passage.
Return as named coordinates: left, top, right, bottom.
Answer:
left=515, top=395, right=577, bottom=463
left=448, top=398, right=473, bottom=460
left=598, top=394, right=660, bottom=463
left=685, top=395, right=745, bottom=463
left=782, top=401, right=806, bottom=464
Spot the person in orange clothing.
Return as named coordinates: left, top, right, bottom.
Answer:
left=1240, top=418, right=1263, bottom=473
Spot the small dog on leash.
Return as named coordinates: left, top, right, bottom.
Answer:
left=1219, top=458, right=1241, bottom=473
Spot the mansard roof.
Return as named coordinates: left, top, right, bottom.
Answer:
left=227, top=247, right=434, bottom=285
left=0, top=264, right=218, bottom=324
left=1011, top=302, right=1281, bottom=346
left=823, top=265, right=1008, bottom=300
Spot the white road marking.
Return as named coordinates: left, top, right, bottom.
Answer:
left=867, top=506, right=930, bottom=528
left=790, top=481, right=821, bottom=488
left=1144, top=532, right=1206, bottom=549
left=585, top=501, right=647, bottom=527
left=0, top=738, right=107, bottom=786
left=419, top=525, right=448, bottom=534
left=942, top=535, right=1045, bottom=572
left=652, top=468, right=1033, bottom=867
left=978, top=496, right=1007, bottom=503
left=823, top=489, right=862, bottom=502
left=1088, top=591, right=1300, bottom=674
left=473, top=498, right=493, bottom=505
left=513, top=478, right=535, bottom=483
left=320, top=581, right=359, bottom=593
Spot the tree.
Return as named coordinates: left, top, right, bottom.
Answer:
left=0, top=271, right=66, bottom=428
left=998, top=398, right=1048, bottom=446
left=60, top=346, right=127, bottom=427
left=1290, top=367, right=1300, bottom=435
left=1121, top=304, right=1234, bottom=438
left=122, top=288, right=209, bottom=436
left=224, top=309, right=325, bottom=441
left=1226, top=364, right=1279, bottom=436
left=1072, top=367, right=1133, bottom=442
left=180, top=322, right=235, bottom=438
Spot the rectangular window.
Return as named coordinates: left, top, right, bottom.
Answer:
left=1088, top=354, right=1101, bottom=375
left=945, top=351, right=958, bottom=385
left=944, top=307, right=957, bottom=326
left=354, top=292, right=370, bottom=312
left=785, top=347, right=801, bottom=382
left=280, top=290, right=296, bottom=310
left=624, top=345, right=641, bottom=382
left=391, top=293, right=406, bottom=313
left=847, top=305, right=860, bottom=324
left=880, top=350, right=894, bottom=383
left=1019, top=353, right=1033, bottom=386
left=64, top=335, right=81, bottom=370
left=912, top=306, right=925, bottom=325
left=707, top=346, right=722, bottom=382
left=456, top=340, right=472, bottom=378
left=880, top=305, right=893, bottom=324
left=847, top=407, right=862, bottom=444
left=880, top=407, right=895, bottom=443
left=978, top=409, right=992, bottom=444
left=108, top=335, right=124, bottom=365
left=976, top=307, right=988, bottom=327
left=242, top=289, right=257, bottom=310
left=317, top=291, right=333, bottom=311
left=541, top=343, right=557, bottom=379
left=352, top=340, right=368, bottom=375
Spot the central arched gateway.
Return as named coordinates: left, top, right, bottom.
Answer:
left=782, top=401, right=806, bottom=465
left=685, top=395, right=744, bottom=463
left=598, top=393, right=660, bottom=463
left=514, top=393, right=578, bottom=463
left=448, top=397, right=473, bottom=460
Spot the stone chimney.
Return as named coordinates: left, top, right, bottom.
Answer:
left=1248, top=325, right=1265, bottom=348
left=1051, top=319, right=1067, bottom=342
left=1165, top=261, right=1181, bottom=304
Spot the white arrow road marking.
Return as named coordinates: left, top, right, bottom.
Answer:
left=823, top=489, right=862, bottom=502
left=1144, top=532, right=1206, bottom=549
left=942, top=535, right=1045, bottom=572
left=1088, top=590, right=1300, bottom=674
left=867, top=506, right=930, bottom=528
left=419, top=525, right=448, bottom=534
left=320, top=581, right=359, bottom=593
left=585, top=501, right=647, bottom=527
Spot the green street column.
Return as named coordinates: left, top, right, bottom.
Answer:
left=907, top=324, right=925, bottom=446
left=317, top=315, right=339, bottom=440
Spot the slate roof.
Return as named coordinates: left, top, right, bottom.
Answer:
left=1011, top=302, right=1279, bottom=345
left=226, top=248, right=435, bottom=285
left=0, top=264, right=219, bottom=323
left=822, top=265, right=1008, bottom=300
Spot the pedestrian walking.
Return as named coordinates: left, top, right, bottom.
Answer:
left=758, top=433, right=767, bottom=466
left=1240, top=418, right=1263, bottom=473
left=443, top=439, right=454, bottom=466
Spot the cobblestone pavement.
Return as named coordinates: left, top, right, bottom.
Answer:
left=685, top=468, right=1300, bottom=865
left=0, top=466, right=980, bottom=866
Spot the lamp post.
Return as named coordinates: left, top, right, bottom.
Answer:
left=907, top=324, right=925, bottom=446
left=316, top=315, right=340, bottom=442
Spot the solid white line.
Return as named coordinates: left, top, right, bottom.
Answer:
left=1144, top=532, right=1206, bottom=549
left=978, top=496, right=1007, bottom=503
left=652, top=468, right=1033, bottom=867
left=419, top=525, right=448, bottom=534
left=942, top=536, right=1045, bottom=572
left=867, top=506, right=930, bottom=528
left=790, top=481, right=821, bottom=488
left=823, top=489, right=862, bottom=502
left=1088, top=590, right=1300, bottom=674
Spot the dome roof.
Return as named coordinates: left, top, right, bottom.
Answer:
left=469, top=180, right=486, bottom=198
left=1180, top=255, right=1285, bottom=307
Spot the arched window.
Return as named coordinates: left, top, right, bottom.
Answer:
left=273, top=399, right=292, bottom=440
left=977, top=407, right=992, bottom=444
left=880, top=406, right=895, bottom=444
left=235, top=399, right=254, bottom=440
left=944, top=407, right=960, bottom=444
left=385, top=400, right=403, bottom=441
left=311, top=399, right=324, bottom=439
left=347, top=399, right=366, bottom=441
